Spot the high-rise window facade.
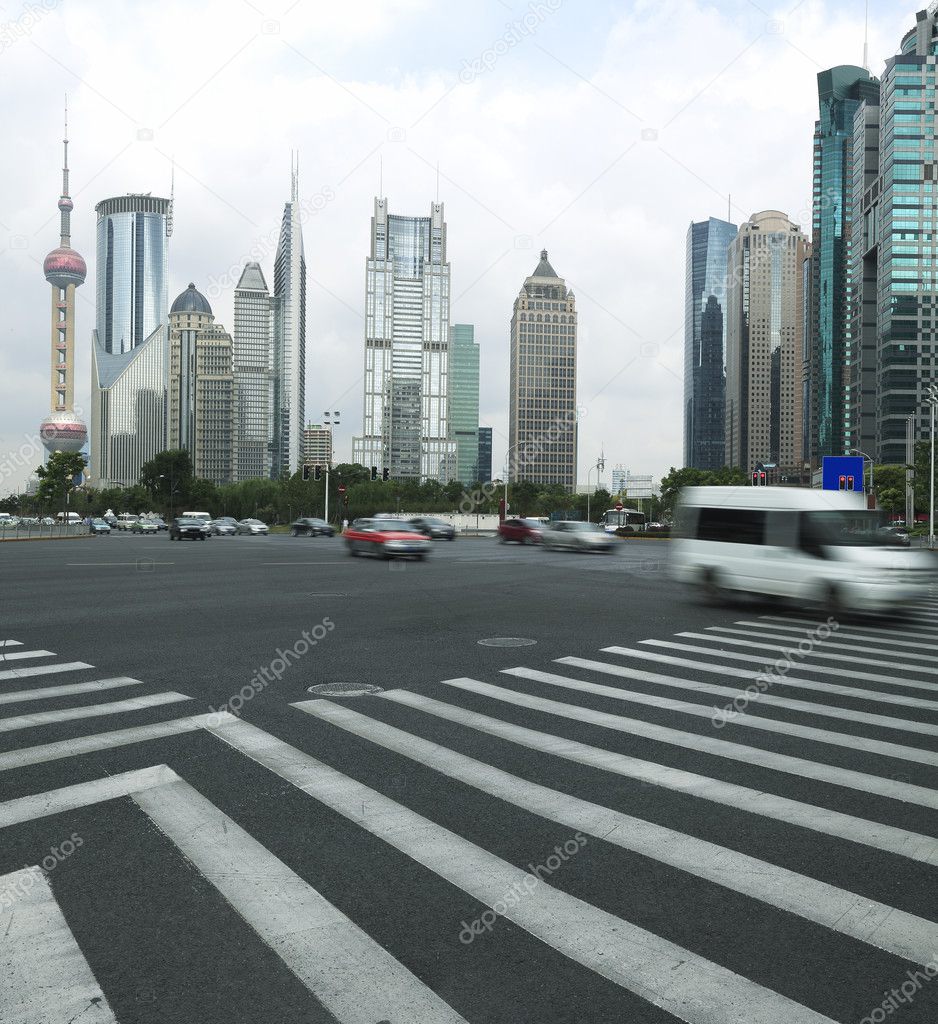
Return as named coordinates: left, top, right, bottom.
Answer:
left=806, top=66, right=877, bottom=467
left=233, top=262, right=274, bottom=481
left=353, top=198, right=455, bottom=481
left=725, top=212, right=809, bottom=471
left=684, top=217, right=736, bottom=469
left=477, top=426, right=492, bottom=484
left=508, top=250, right=578, bottom=491
left=272, top=175, right=306, bottom=477
left=450, top=323, right=480, bottom=484
left=850, top=9, right=938, bottom=463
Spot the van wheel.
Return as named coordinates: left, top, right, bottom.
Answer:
left=700, top=568, right=726, bottom=605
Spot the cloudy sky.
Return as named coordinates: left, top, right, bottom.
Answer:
left=0, top=0, right=918, bottom=495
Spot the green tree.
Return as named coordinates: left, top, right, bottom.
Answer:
left=658, top=466, right=749, bottom=515
left=35, top=451, right=87, bottom=512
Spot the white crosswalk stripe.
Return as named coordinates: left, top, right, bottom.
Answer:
left=0, top=692, right=191, bottom=733
left=0, top=649, right=57, bottom=663
left=702, top=626, right=938, bottom=663
left=0, top=677, right=143, bottom=706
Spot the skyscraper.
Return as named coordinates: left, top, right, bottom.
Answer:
left=90, top=193, right=171, bottom=487
left=850, top=8, right=938, bottom=464
left=272, top=163, right=307, bottom=477
left=352, top=198, right=455, bottom=481
left=805, top=65, right=877, bottom=467
left=725, top=211, right=810, bottom=471
left=40, top=104, right=88, bottom=457
left=508, top=250, right=578, bottom=490
left=683, top=217, right=736, bottom=469
left=477, top=426, right=492, bottom=484
left=450, top=323, right=480, bottom=485
left=233, top=262, right=273, bottom=481
left=168, top=284, right=234, bottom=485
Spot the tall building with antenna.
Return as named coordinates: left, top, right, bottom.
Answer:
left=271, top=155, right=307, bottom=476
left=40, top=102, right=88, bottom=457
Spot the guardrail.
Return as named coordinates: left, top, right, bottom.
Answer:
left=0, top=522, right=90, bottom=541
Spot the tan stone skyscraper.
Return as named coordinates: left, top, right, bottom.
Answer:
left=508, top=251, right=578, bottom=491
left=725, top=212, right=809, bottom=472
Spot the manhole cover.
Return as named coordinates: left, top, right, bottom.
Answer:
left=307, top=683, right=385, bottom=696
left=477, top=637, right=538, bottom=648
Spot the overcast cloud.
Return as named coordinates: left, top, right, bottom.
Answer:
left=0, top=0, right=915, bottom=495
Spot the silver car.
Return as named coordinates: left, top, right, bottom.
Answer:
left=237, top=518, right=269, bottom=535
left=542, top=521, right=615, bottom=553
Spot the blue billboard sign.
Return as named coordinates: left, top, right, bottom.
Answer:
left=821, top=455, right=864, bottom=492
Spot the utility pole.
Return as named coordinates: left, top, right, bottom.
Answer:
left=928, top=385, right=938, bottom=549
left=907, top=413, right=915, bottom=529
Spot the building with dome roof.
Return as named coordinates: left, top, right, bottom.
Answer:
left=168, top=284, right=234, bottom=485
left=39, top=104, right=88, bottom=458
left=508, top=250, right=578, bottom=491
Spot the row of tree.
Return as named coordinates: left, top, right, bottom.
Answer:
left=2, top=449, right=663, bottom=525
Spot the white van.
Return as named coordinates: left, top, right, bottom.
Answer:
left=56, top=512, right=82, bottom=524
left=182, top=512, right=212, bottom=525
left=670, top=486, right=935, bottom=613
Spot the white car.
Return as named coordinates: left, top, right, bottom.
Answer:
left=237, top=518, right=269, bottom=535
left=670, top=486, right=936, bottom=613
left=542, top=521, right=615, bottom=553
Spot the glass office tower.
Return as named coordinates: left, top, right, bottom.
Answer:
left=477, top=426, right=492, bottom=484
left=850, top=8, right=938, bottom=463
left=353, top=198, right=455, bottom=481
left=806, top=65, right=876, bottom=466
left=450, top=323, right=480, bottom=484
left=233, top=262, right=274, bottom=481
left=683, top=217, right=736, bottom=469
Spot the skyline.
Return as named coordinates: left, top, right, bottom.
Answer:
left=0, top=0, right=915, bottom=495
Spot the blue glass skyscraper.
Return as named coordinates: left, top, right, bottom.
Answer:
left=684, top=217, right=736, bottom=469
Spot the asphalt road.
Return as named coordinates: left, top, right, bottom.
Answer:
left=2, top=532, right=938, bottom=1024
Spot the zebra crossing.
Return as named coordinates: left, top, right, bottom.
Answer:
left=3, top=603, right=938, bottom=1022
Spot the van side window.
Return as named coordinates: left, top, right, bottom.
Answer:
left=696, top=507, right=766, bottom=545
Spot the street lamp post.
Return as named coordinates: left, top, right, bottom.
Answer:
left=928, top=385, right=938, bottom=549
left=586, top=456, right=605, bottom=523
left=504, top=443, right=522, bottom=519
left=323, top=410, right=340, bottom=525
left=848, top=448, right=873, bottom=502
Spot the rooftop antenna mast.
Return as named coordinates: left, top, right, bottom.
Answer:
left=166, top=156, right=174, bottom=237
left=862, top=0, right=869, bottom=72
left=379, top=154, right=383, bottom=198
left=435, top=160, right=440, bottom=203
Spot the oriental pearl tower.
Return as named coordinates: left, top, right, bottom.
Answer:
left=40, top=102, right=88, bottom=456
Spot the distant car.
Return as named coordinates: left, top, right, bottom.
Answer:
left=145, top=517, right=168, bottom=531
left=410, top=516, right=456, bottom=540
left=0, top=516, right=20, bottom=529
left=877, top=525, right=911, bottom=547
left=497, top=518, right=544, bottom=544
left=131, top=520, right=159, bottom=534
left=236, top=518, right=269, bottom=535
left=40, top=516, right=55, bottom=527
left=169, top=517, right=209, bottom=541
left=291, top=517, right=334, bottom=537
left=542, top=521, right=615, bottom=553
left=115, top=513, right=139, bottom=531
left=89, top=518, right=112, bottom=535
left=344, top=518, right=431, bottom=560
left=209, top=519, right=238, bottom=536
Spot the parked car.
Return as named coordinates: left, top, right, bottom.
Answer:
left=209, top=519, right=238, bottom=536
left=144, top=516, right=168, bottom=531
left=131, top=519, right=159, bottom=534
left=236, top=518, right=269, bottom=535
left=542, top=521, right=615, bottom=553
left=290, top=517, right=334, bottom=537
left=115, top=514, right=139, bottom=531
left=40, top=516, right=56, bottom=526
left=410, top=516, right=456, bottom=540
left=0, top=517, right=20, bottom=529
left=497, top=518, right=545, bottom=544
left=169, top=517, right=209, bottom=541
left=344, top=518, right=430, bottom=560
left=89, top=518, right=112, bottom=535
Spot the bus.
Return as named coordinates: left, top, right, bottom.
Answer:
left=600, top=508, right=647, bottom=533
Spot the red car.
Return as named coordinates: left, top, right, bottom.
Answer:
left=497, top=518, right=545, bottom=544
left=344, top=518, right=431, bottom=560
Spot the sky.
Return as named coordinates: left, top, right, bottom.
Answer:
left=0, top=0, right=920, bottom=496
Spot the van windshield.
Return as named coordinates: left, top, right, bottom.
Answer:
left=802, top=510, right=889, bottom=547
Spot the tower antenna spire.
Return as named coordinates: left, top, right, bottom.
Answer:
left=862, top=0, right=869, bottom=72
left=435, top=160, right=440, bottom=203
left=379, top=154, right=383, bottom=197
left=59, top=95, right=71, bottom=246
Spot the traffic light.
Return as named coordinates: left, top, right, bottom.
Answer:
left=302, top=465, right=311, bottom=481
left=371, top=466, right=378, bottom=480
left=838, top=475, right=847, bottom=490
left=382, top=468, right=390, bottom=481
left=752, top=471, right=759, bottom=486
left=759, top=471, right=766, bottom=486
left=314, top=465, right=322, bottom=481
left=846, top=475, right=854, bottom=490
